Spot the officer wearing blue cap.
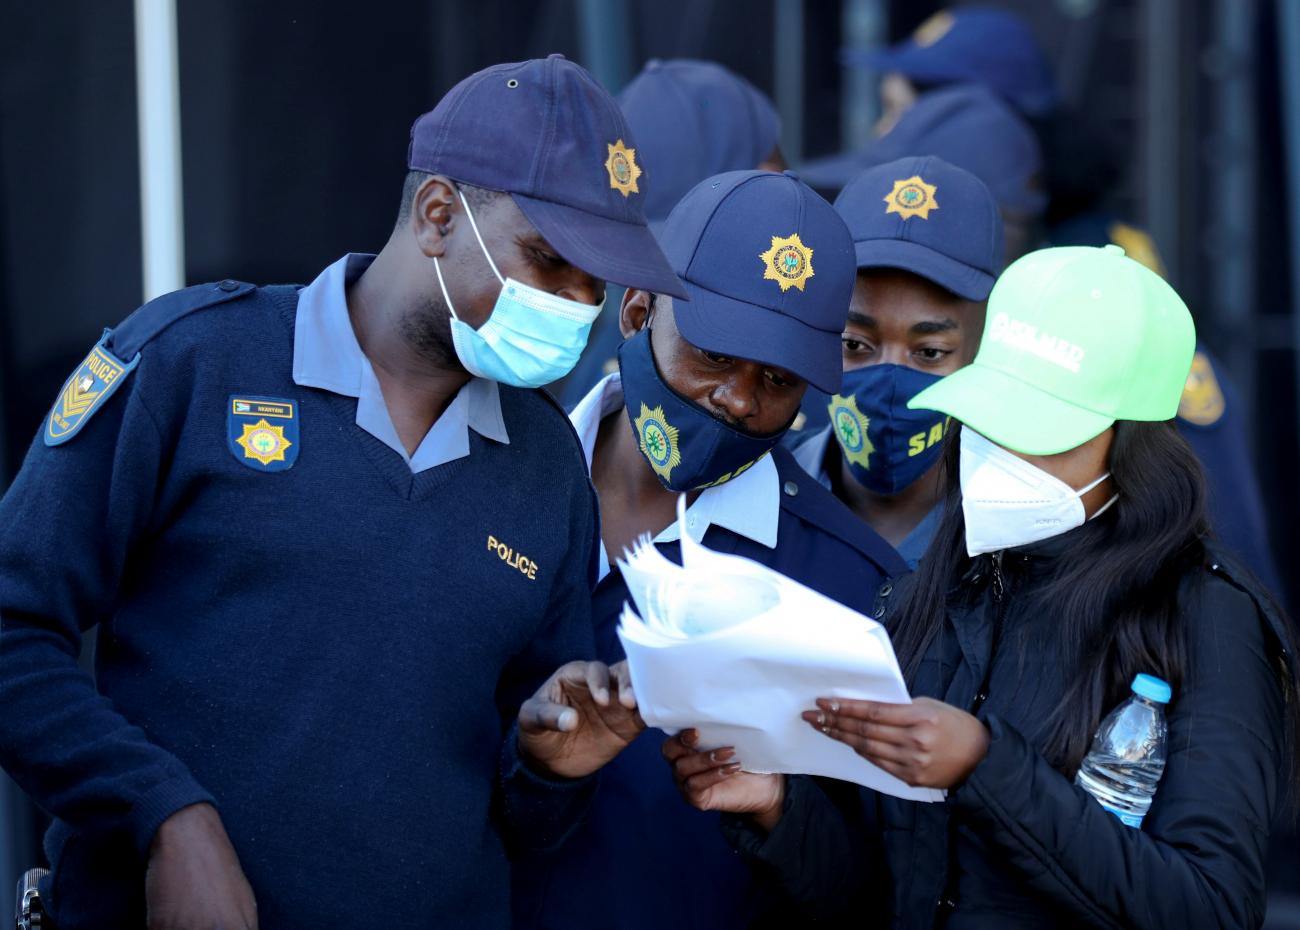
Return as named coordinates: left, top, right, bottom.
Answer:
left=793, top=156, right=1003, bottom=566
left=801, top=84, right=1045, bottom=261
left=0, top=56, right=668, bottom=929
left=555, top=58, right=785, bottom=409
left=846, top=6, right=1058, bottom=124
left=616, top=59, right=785, bottom=222
left=512, top=170, right=906, bottom=930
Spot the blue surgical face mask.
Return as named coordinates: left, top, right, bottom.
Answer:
left=617, top=327, right=790, bottom=492
left=827, top=364, right=951, bottom=495
left=433, top=188, right=603, bottom=388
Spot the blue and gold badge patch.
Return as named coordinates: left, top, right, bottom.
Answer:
left=228, top=396, right=298, bottom=471
left=828, top=393, right=874, bottom=469
left=759, top=232, right=815, bottom=292
left=634, top=402, right=681, bottom=484
left=45, top=333, right=141, bottom=446
left=1178, top=351, right=1225, bottom=427
left=605, top=139, right=642, bottom=198
left=884, top=175, right=939, bottom=220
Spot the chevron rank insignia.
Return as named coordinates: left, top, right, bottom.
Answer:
left=45, top=332, right=141, bottom=446
left=228, top=395, right=299, bottom=471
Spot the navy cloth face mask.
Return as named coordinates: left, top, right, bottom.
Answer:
left=617, top=328, right=789, bottom=492
left=827, top=364, right=951, bottom=495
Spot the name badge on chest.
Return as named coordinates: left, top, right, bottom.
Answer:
left=227, top=395, right=299, bottom=471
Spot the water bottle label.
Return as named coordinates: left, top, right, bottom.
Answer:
left=1101, top=803, right=1144, bottom=828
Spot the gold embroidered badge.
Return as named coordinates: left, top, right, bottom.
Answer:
left=605, top=139, right=642, bottom=197
left=235, top=419, right=293, bottom=466
left=884, top=176, right=939, bottom=220
left=759, top=233, right=815, bottom=292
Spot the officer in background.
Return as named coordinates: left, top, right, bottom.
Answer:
left=1047, top=218, right=1283, bottom=598
left=793, top=84, right=1042, bottom=443
left=792, top=157, right=1002, bottom=566
left=800, top=83, right=1045, bottom=262
left=0, top=56, right=677, bottom=929
left=555, top=59, right=785, bottom=409
left=842, top=5, right=1058, bottom=135
left=513, top=170, right=906, bottom=930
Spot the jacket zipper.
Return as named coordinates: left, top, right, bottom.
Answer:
left=971, top=551, right=1007, bottom=711
left=941, top=551, right=1009, bottom=917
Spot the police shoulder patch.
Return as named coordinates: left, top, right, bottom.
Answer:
left=45, top=332, right=141, bottom=446
left=228, top=395, right=299, bottom=471
left=1178, top=351, right=1225, bottom=427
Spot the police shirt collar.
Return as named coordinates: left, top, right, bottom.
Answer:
left=293, top=253, right=508, bottom=445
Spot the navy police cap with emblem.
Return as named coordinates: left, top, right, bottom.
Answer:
left=408, top=54, right=687, bottom=300
left=658, top=170, right=856, bottom=394
left=846, top=6, right=1057, bottom=117
left=834, top=155, right=1003, bottom=301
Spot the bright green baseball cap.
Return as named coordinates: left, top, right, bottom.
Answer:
left=908, top=244, right=1195, bottom=454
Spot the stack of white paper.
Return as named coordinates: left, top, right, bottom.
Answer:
left=617, top=497, right=943, bottom=803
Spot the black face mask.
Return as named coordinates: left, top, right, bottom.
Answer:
left=617, top=328, right=790, bottom=491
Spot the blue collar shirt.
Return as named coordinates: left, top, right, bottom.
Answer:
left=292, top=253, right=508, bottom=473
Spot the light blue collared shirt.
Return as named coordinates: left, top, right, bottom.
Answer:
left=293, top=253, right=509, bottom=473
left=570, top=373, right=779, bottom=581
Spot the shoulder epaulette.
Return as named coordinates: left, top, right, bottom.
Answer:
left=44, top=279, right=255, bottom=446
left=108, top=279, right=256, bottom=359
left=1203, top=546, right=1293, bottom=663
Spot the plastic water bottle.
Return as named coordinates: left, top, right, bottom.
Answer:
left=1074, top=673, right=1171, bottom=828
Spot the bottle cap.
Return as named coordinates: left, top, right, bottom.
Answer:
left=1131, top=673, right=1172, bottom=704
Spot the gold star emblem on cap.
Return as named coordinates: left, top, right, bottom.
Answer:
left=884, top=176, right=939, bottom=220
left=759, top=233, right=815, bottom=292
left=605, top=139, right=642, bottom=197
left=236, top=419, right=292, bottom=466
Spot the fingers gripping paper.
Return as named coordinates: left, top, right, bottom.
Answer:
left=617, top=497, right=943, bottom=802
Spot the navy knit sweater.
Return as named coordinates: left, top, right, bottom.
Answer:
left=0, top=282, right=599, bottom=928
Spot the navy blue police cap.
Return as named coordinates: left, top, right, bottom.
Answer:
left=408, top=54, right=688, bottom=300
left=617, top=59, right=781, bottom=223
left=658, top=170, right=856, bottom=394
left=834, top=156, right=1003, bottom=301
left=801, top=84, right=1045, bottom=217
left=846, top=7, right=1057, bottom=117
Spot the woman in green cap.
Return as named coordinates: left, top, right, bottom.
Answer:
left=662, top=245, right=1300, bottom=928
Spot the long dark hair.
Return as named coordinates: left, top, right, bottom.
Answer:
left=888, top=420, right=1300, bottom=785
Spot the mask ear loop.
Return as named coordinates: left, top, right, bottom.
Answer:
left=433, top=253, right=461, bottom=323
left=1089, top=493, right=1120, bottom=520
left=433, top=186, right=506, bottom=323
left=456, top=188, right=506, bottom=286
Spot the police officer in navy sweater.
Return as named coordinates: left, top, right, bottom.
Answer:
left=512, top=170, right=907, bottom=929
left=0, top=56, right=680, bottom=929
